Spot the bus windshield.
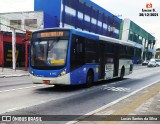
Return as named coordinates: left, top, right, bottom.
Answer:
left=31, top=39, right=68, bottom=68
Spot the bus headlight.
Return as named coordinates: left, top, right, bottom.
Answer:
left=60, top=69, right=66, bottom=76
left=29, top=71, right=35, bottom=76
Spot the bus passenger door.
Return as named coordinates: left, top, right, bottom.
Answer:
left=114, top=45, right=119, bottom=77
left=70, top=35, right=85, bottom=84
left=99, top=43, right=105, bottom=79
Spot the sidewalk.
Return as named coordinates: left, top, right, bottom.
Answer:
left=0, top=67, right=29, bottom=78
left=73, top=81, right=160, bottom=124
left=133, top=64, right=146, bottom=70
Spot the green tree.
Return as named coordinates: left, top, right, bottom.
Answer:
left=155, top=51, right=160, bottom=58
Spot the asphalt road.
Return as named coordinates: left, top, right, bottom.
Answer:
left=0, top=66, right=160, bottom=123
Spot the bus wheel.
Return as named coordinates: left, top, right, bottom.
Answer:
left=85, top=71, right=94, bottom=88
left=120, top=67, right=125, bottom=80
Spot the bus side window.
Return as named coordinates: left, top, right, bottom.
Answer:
left=76, top=39, right=83, bottom=53
left=71, top=35, right=85, bottom=67
left=85, top=39, right=98, bottom=63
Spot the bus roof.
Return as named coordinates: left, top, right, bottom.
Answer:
left=99, top=35, right=134, bottom=47
left=70, top=28, right=134, bottom=47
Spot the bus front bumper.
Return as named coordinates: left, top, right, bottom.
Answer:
left=30, top=73, right=71, bottom=85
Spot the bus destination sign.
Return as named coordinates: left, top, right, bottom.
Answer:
left=32, top=30, right=70, bottom=39
left=40, top=31, right=64, bottom=38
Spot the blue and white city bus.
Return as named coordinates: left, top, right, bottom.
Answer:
left=29, top=28, right=134, bottom=86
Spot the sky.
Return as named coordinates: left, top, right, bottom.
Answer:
left=0, top=0, right=159, bottom=47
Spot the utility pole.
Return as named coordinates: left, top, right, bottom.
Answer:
left=12, top=28, right=16, bottom=70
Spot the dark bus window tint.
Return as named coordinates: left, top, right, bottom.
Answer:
left=131, top=47, right=134, bottom=57
left=70, top=35, right=85, bottom=71
left=85, top=38, right=98, bottom=63
left=76, top=41, right=83, bottom=53
left=119, top=45, right=134, bottom=59
left=105, top=43, right=114, bottom=54
left=120, top=45, right=126, bottom=55
left=85, top=39, right=96, bottom=52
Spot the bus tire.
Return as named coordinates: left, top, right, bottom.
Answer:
left=120, top=67, right=125, bottom=80
left=85, top=70, right=94, bottom=88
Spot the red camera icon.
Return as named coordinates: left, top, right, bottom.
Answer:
left=146, top=3, right=152, bottom=8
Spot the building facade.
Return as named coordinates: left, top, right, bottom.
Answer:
left=0, top=11, right=44, bottom=67
left=121, top=19, right=156, bottom=64
left=0, top=11, right=44, bottom=32
left=0, top=31, right=25, bottom=67
left=0, top=0, right=123, bottom=67
left=34, top=0, right=122, bottom=39
left=0, top=0, right=157, bottom=66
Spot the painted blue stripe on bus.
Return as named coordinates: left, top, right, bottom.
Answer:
left=70, top=64, right=99, bottom=85
left=30, top=68, right=66, bottom=78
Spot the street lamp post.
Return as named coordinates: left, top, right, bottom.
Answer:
left=12, top=28, right=16, bottom=70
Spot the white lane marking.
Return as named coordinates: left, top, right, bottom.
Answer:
left=8, top=107, right=20, bottom=112
left=104, top=87, right=130, bottom=92
left=1, top=85, right=93, bottom=114
left=4, top=96, right=67, bottom=114
left=0, top=85, right=46, bottom=93
left=66, top=80, right=160, bottom=124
